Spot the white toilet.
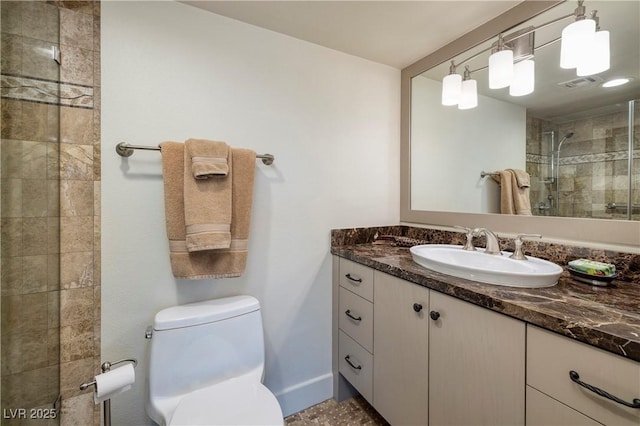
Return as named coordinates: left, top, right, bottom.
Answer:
left=145, top=295, right=284, bottom=426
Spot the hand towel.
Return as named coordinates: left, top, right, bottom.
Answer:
left=491, top=169, right=532, bottom=216
left=184, top=139, right=232, bottom=252
left=186, top=138, right=229, bottom=179
left=160, top=142, right=256, bottom=279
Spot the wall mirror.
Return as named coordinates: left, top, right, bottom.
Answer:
left=401, top=1, right=640, bottom=248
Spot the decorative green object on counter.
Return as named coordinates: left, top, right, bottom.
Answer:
left=568, top=259, right=616, bottom=277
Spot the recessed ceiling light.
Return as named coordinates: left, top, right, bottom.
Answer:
left=602, top=78, right=631, bottom=88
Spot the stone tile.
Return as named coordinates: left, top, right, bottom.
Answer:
left=60, top=392, right=94, bottom=426
left=47, top=142, right=61, bottom=180
left=23, top=217, right=49, bottom=255
left=1, top=99, right=23, bottom=141
left=22, top=38, right=60, bottom=81
left=22, top=255, right=49, bottom=294
left=48, top=180, right=60, bottom=217
left=1, top=178, right=22, bottom=217
left=60, top=357, right=94, bottom=399
left=60, top=320, right=94, bottom=362
left=1, top=217, right=22, bottom=256
left=1, top=255, right=23, bottom=296
left=60, top=251, right=93, bottom=289
left=1, top=293, right=48, bottom=336
left=48, top=290, right=60, bottom=329
left=60, top=106, right=93, bottom=145
left=1, top=365, right=59, bottom=409
left=1, top=139, right=23, bottom=179
left=60, top=179, right=94, bottom=217
left=48, top=327, right=60, bottom=370
left=60, top=143, right=93, bottom=180
left=1, top=327, right=49, bottom=375
left=1, top=1, right=22, bottom=36
left=60, top=216, right=94, bottom=253
left=285, top=396, right=389, bottom=426
left=1, top=33, right=23, bottom=75
left=93, top=285, right=100, bottom=353
left=60, top=8, right=93, bottom=50
left=22, top=179, right=49, bottom=217
left=48, top=217, right=60, bottom=254
left=60, top=45, right=93, bottom=86
left=22, top=141, right=48, bottom=179
left=22, top=1, right=59, bottom=43
left=21, top=101, right=56, bottom=142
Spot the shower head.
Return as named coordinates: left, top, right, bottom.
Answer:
left=557, top=132, right=574, bottom=151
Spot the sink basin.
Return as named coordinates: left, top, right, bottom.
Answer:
left=410, top=244, right=562, bottom=288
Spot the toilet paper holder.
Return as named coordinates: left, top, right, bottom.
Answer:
left=79, top=358, right=138, bottom=390
left=80, top=358, right=137, bottom=426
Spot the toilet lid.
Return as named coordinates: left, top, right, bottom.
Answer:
left=169, top=379, right=284, bottom=426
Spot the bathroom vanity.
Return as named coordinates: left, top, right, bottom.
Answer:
left=331, top=226, right=640, bottom=426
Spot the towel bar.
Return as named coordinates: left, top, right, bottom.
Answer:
left=116, top=142, right=274, bottom=165
left=480, top=171, right=499, bottom=178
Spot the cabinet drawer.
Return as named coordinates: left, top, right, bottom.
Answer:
left=339, top=287, right=373, bottom=353
left=339, top=330, right=373, bottom=404
left=339, top=258, right=374, bottom=302
left=527, top=326, right=640, bottom=426
left=526, top=386, right=602, bottom=426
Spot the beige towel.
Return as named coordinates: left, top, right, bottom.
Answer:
left=187, top=138, right=229, bottom=178
left=184, top=139, right=232, bottom=251
left=491, top=169, right=532, bottom=215
left=160, top=142, right=255, bottom=279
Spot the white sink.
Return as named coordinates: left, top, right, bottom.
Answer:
left=410, top=244, right=562, bottom=288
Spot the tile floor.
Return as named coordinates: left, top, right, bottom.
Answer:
left=285, top=396, right=389, bottom=425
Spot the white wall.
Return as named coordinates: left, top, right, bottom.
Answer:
left=101, top=1, right=399, bottom=424
left=411, top=76, right=526, bottom=213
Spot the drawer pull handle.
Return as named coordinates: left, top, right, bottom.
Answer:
left=345, top=355, right=362, bottom=370
left=345, top=273, right=362, bottom=283
left=430, top=311, right=440, bottom=321
left=569, top=370, right=640, bottom=409
left=345, top=310, right=362, bottom=321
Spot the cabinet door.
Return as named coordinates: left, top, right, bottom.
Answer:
left=429, top=291, right=526, bottom=426
left=373, top=271, right=429, bottom=426
left=526, top=386, right=602, bottom=426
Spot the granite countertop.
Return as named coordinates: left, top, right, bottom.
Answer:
left=331, top=242, right=640, bottom=363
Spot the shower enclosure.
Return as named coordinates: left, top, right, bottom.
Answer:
left=1, top=1, right=62, bottom=423
left=528, top=99, right=639, bottom=220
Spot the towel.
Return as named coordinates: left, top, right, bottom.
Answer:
left=160, top=142, right=255, bottom=279
left=184, top=139, right=232, bottom=252
left=187, top=138, right=229, bottom=179
left=491, top=169, right=532, bottom=215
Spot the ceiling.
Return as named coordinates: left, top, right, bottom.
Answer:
left=181, top=1, right=522, bottom=69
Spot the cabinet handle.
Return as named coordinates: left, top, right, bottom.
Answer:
left=569, top=370, right=640, bottom=409
left=429, top=311, right=440, bottom=320
left=413, top=303, right=423, bottom=312
left=345, top=273, right=362, bottom=283
left=345, top=355, right=362, bottom=370
left=345, top=309, right=362, bottom=322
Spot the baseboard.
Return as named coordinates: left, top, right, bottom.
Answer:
left=274, top=372, right=334, bottom=417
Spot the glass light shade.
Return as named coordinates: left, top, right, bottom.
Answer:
left=576, top=30, right=610, bottom=76
left=560, top=19, right=596, bottom=69
left=442, top=73, right=462, bottom=106
left=509, top=59, right=535, bottom=96
left=488, top=49, right=513, bottom=89
left=458, top=79, right=478, bottom=110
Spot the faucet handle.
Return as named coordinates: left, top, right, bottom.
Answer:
left=454, top=226, right=476, bottom=251
left=509, top=234, right=542, bottom=260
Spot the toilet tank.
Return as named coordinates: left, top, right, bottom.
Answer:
left=147, top=296, right=265, bottom=401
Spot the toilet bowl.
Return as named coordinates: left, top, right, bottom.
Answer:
left=145, top=296, right=284, bottom=426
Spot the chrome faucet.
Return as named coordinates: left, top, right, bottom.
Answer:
left=472, top=228, right=501, bottom=255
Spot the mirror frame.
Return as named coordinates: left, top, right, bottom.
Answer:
left=400, top=1, right=640, bottom=251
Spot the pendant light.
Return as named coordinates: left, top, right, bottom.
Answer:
left=442, top=61, right=462, bottom=106
left=458, top=66, right=478, bottom=110
left=488, top=34, right=513, bottom=89
left=560, top=1, right=595, bottom=69
left=509, top=59, right=535, bottom=96
left=577, top=11, right=609, bottom=76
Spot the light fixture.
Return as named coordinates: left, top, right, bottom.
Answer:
left=509, top=59, right=535, bottom=96
left=577, top=11, right=610, bottom=76
left=602, top=77, right=631, bottom=88
left=458, top=66, right=478, bottom=110
left=442, top=61, right=462, bottom=106
left=560, top=1, right=596, bottom=69
left=489, top=34, right=514, bottom=89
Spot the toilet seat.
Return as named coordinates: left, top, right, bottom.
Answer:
left=169, top=378, right=284, bottom=426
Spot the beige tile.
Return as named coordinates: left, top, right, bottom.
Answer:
left=1, top=293, right=48, bottom=336
left=61, top=287, right=94, bottom=328
left=60, top=392, right=94, bottom=426
left=48, top=290, right=60, bottom=329
left=60, top=216, right=94, bottom=253
left=23, top=217, right=49, bottom=256
left=1, top=178, right=22, bottom=217
left=22, top=38, right=60, bottom=82
left=93, top=215, right=100, bottom=251
left=47, top=142, right=61, bottom=180
left=60, top=320, right=94, bottom=362
left=1, top=255, right=23, bottom=296
left=22, top=141, right=49, bottom=179
left=60, top=357, right=94, bottom=399
left=1, top=33, right=23, bottom=75
left=21, top=102, right=52, bottom=142
left=22, top=255, right=49, bottom=294
left=1, top=327, right=49, bottom=375
left=60, top=45, right=93, bottom=86
left=60, top=251, right=93, bottom=289
left=48, top=216, right=60, bottom=254
left=48, top=179, right=60, bottom=217
left=1, top=139, right=23, bottom=178
left=22, top=1, right=59, bottom=43
left=60, top=179, right=94, bottom=217
left=61, top=8, right=93, bottom=50
left=1, top=99, right=23, bottom=140
left=1, top=217, right=23, bottom=256
left=22, top=179, right=49, bottom=217
left=48, top=254, right=61, bottom=292
left=1, top=365, right=59, bottom=409
left=48, top=327, right=60, bottom=369
left=61, top=106, right=93, bottom=145
left=1, top=1, right=22, bottom=36
left=60, top=143, right=93, bottom=180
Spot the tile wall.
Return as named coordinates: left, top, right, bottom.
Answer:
left=1, top=1, right=100, bottom=425
left=527, top=106, right=640, bottom=220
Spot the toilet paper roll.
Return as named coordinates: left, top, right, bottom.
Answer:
left=93, top=364, right=135, bottom=404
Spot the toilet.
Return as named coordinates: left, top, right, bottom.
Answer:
left=145, top=295, right=284, bottom=426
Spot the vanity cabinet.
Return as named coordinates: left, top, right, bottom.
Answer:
left=527, top=325, right=640, bottom=426
left=429, top=291, right=526, bottom=426
left=373, top=271, right=429, bottom=425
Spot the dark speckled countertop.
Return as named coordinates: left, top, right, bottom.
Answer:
left=331, top=234, right=640, bottom=363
